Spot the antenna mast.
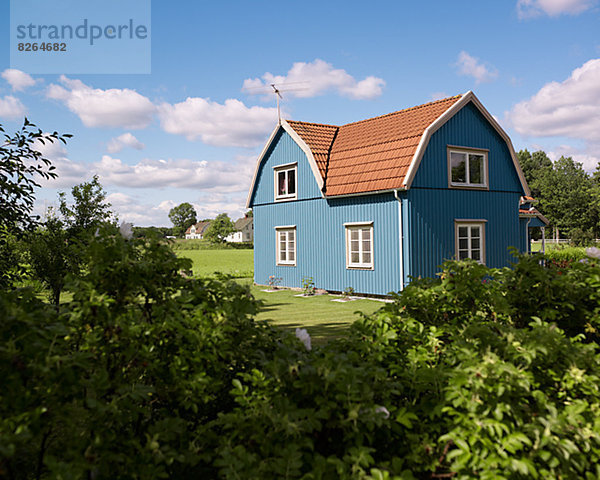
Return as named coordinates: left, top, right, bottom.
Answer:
left=271, top=84, right=283, bottom=124
left=242, top=81, right=309, bottom=123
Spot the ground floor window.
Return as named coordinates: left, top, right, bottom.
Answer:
left=345, top=222, right=374, bottom=269
left=276, top=226, right=296, bottom=266
left=455, top=221, right=485, bottom=263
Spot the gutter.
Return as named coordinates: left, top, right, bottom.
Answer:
left=394, top=189, right=405, bottom=291
left=525, top=218, right=532, bottom=254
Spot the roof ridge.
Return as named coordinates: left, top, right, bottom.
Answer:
left=340, top=95, right=462, bottom=128
left=285, top=119, right=339, bottom=128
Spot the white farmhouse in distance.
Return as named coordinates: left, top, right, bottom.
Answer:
left=185, top=221, right=211, bottom=239
left=225, top=216, right=253, bottom=243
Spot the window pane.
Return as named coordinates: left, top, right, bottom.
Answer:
left=469, top=154, right=484, bottom=184
left=288, top=230, right=295, bottom=242
left=350, top=229, right=359, bottom=241
left=363, top=252, right=371, bottom=264
left=280, top=249, right=286, bottom=261
left=278, top=171, right=287, bottom=195
left=470, top=226, right=480, bottom=238
left=451, top=152, right=466, bottom=183
left=471, top=238, right=480, bottom=249
left=361, top=228, right=370, bottom=240
left=362, top=239, right=371, bottom=253
left=351, top=252, right=360, bottom=263
left=287, top=169, right=296, bottom=194
left=289, top=250, right=295, bottom=261
left=458, top=226, right=468, bottom=238
left=458, top=250, right=469, bottom=260
left=472, top=249, right=481, bottom=261
left=351, top=240, right=359, bottom=253
left=459, top=238, right=468, bottom=250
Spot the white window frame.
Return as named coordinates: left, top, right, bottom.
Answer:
left=455, top=220, right=486, bottom=264
left=448, top=147, right=488, bottom=189
left=274, top=163, right=298, bottom=201
left=275, top=226, right=296, bottom=266
left=345, top=222, right=374, bottom=269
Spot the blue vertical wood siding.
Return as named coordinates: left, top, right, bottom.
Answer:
left=254, top=194, right=403, bottom=295
left=406, top=189, right=521, bottom=279
left=406, top=101, right=525, bottom=280
left=412, top=103, right=524, bottom=192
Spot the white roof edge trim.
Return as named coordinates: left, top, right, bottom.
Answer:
left=245, top=120, right=325, bottom=209
left=280, top=119, right=325, bottom=192
left=402, top=91, right=531, bottom=197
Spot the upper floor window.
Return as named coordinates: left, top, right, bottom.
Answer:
left=274, top=163, right=297, bottom=201
left=345, top=222, right=374, bottom=269
left=448, top=148, right=487, bottom=188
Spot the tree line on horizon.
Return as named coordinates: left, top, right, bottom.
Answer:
left=517, top=149, right=600, bottom=244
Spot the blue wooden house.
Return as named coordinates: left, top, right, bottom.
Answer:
left=247, top=91, right=545, bottom=296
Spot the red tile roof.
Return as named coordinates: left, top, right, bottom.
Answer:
left=519, top=207, right=549, bottom=225
left=286, top=95, right=461, bottom=196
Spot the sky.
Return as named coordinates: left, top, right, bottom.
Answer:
left=1, top=0, right=599, bottom=227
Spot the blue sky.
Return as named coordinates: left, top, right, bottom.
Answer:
left=1, top=0, right=599, bottom=226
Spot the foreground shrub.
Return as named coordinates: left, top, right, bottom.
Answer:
left=544, top=245, right=587, bottom=262
left=0, top=232, right=271, bottom=478
left=2, top=243, right=600, bottom=479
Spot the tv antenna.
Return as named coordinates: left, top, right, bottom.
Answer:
left=242, top=81, right=309, bottom=123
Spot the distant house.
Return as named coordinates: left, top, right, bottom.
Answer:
left=185, top=221, right=211, bottom=239
left=225, top=216, right=254, bottom=243
left=247, top=91, right=547, bottom=296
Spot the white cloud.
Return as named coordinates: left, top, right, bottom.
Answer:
left=0, top=96, right=27, bottom=119
left=1, top=69, right=36, bottom=91
left=158, top=97, right=277, bottom=147
left=46, top=76, right=156, bottom=129
left=507, top=59, right=600, bottom=142
left=243, top=59, right=385, bottom=100
left=105, top=192, right=178, bottom=226
left=547, top=144, right=600, bottom=172
left=103, top=191, right=249, bottom=227
left=517, top=0, right=596, bottom=18
left=191, top=192, right=249, bottom=220
left=95, top=154, right=253, bottom=191
left=455, top=51, right=498, bottom=84
left=107, top=133, right=145, bottom=154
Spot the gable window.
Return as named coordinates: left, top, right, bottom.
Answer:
left=274, top=163, right=297, bottom=201
left=276, top=226, right=296, bottom=266
left=448, top=148, right=487, bottom=188
left=345, top=222, right=373, bottom=269
left=455, top=221, right=485, bottom=264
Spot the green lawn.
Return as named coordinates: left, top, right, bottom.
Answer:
left=176, top=249, right=253, bottom=277
left=177, top=249, right=384, bottom=342
left=246, top=282, right=382, bottom=343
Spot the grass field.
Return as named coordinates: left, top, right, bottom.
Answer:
left=177, top=249, right=383, bottom=342
left=176, top=249, right=253, bottom=277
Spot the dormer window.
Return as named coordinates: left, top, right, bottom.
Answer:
left=448, top=147, right=488, bottom=189
left=274, top=163, right=297, bottom=201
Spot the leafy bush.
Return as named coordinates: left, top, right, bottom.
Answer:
left=302, top=276, right=316, bottom=296
left=544, top=245, right=588, bottom=262
left=3, top=239, right=600, bottom=479
left=0, top=232, right=271, bottom=478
